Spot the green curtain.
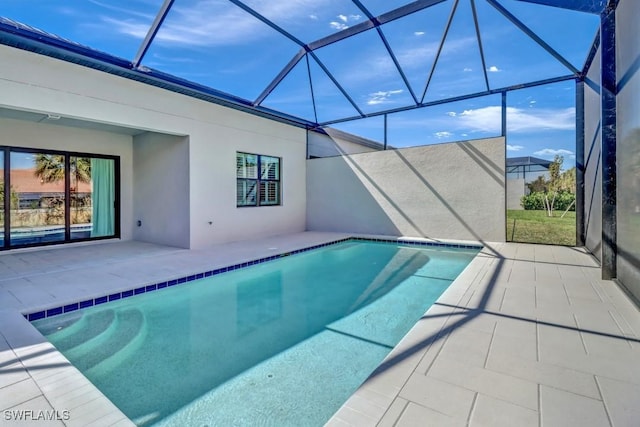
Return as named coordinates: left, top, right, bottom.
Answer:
left=91, top=158, right=115, bottom=237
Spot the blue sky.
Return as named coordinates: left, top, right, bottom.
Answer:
left=2, top=0, right=600, bottom=169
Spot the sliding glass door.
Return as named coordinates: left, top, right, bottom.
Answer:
left=10, top=151, right=66, bottom=245
left=1, top=147, right=119, bottom=249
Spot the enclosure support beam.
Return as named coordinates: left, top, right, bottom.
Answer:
left=600, top=3, right=617, bottom=279
left=3, top=148, right=9, bottom=248
left=486, top=0, right=579, bottom=75
left=501, top=92, right=507, bottom=137
left=132, top=0, right=175, bottom=68
left=575, top=80, right=586, bottom=247
left=384, top=114, right=388, bottom=150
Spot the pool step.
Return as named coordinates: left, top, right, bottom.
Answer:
left=64, top=309, right=146, bottom=374
left=48, top=310, right=116, bottom=352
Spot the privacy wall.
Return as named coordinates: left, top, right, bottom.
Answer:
left=307, top=137, right=505, bottom=242
left=307, top=128, right=382, bottom=158
left=0, top=45, right=307, bottom=249
left=616, top=0, right=640, bottom=300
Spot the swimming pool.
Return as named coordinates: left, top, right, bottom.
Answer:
left=32, top=239, right=479, bottom=426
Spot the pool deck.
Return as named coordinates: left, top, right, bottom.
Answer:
left=1, top=232, right=639, bottom=426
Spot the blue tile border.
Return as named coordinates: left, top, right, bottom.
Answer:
left=25, top=236, right=481, bottom=322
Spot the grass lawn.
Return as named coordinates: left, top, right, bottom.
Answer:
left=507, top=210, right=576, bottom=246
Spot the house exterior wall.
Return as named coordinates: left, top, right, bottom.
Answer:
left=307, top=137, right=506, bottom=242
left=0, top=45, right=306, bottom=249
left=0, top=117, right=134, bottom=241
left=132, top=133, right=190, bottom=248
left=584, top=45, right=602, bottom=262
left=616, top=0, right=640, bottom=301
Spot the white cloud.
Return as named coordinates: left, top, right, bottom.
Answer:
left=447, top=111, right=457, bottom=117
left=367, top=89, right=403, bottom=105
left=414, top=31, right=425, bottom=36
left=330, top=21, right=348, bottom=30
left=435, top=131, right=453, bottom=138
left=463, top=67, right=473, bottom=72
left=534, top=148, right=574, bottom=158
left=338, top=14, right=348, bottom=22
left=487, top=66, right=501, bottom=72
left=507, top=144, right=524, bottom=151
left=446, top=106, right=575, bottom=134
left=104, top=2, right=271, bottom=46
left=349, top=14, right=362, bottom=21
left=104, top=0, right=340, bottom=46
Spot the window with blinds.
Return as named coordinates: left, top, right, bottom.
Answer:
left=236, top=152, right=281, bottom=207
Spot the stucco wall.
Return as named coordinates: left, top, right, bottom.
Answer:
left=0, top=117, right=134, bottom=241
left=506, top=178, right=525, bottom=210
left=584, top=46, right=603, bottom=262
left=132, top=133, right=190, bottom=248
left=307, top=137, right=506, bottom=242
left=616, top=0, right=640, bottom=300
left=0, top=45, right=306, bottom=249
left=308, top=128, right=381, bottom=158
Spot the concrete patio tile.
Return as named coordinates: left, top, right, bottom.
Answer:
left=488, top=330, right=538, bottom=361
left=427, top=357, right=538, bottom=411
left=559, top=265, right=590, bottom=282
left=607, top=308, right=639, bottom=338
left=537, top=319, right=587, bottom=361
left=499, top=286, right=536, bottom=316
left=64, top=396, right=124, bottom=427
left=563, top=279, right=603, bottom=303
left=0, top=362, right=30, bottom=389
left=331, top=405, right=379, bottom=426
left=45, top=382, right=97, bottom=408
left=507, top=261, right=536, bottom=283
left=535, top=283, right=570, bottom=308
left=324, top=417, right=352, bottom=427
left=543, top=347, right=640, bottom=385
left=470, top=394, right=538, bottom=427
left=453, top=311, right=498, bottom=335
left=348, top=386, right=394, bottom=411
left=515, top=245, right=536, bottom=262
left=398, top=374, right=476, bottom=419
left=3, top=395, right=64, bottom=427
left=39, top=372, right=92, bottom=399
left=485, top=352, right=600, bottom=399
left=540, top=385, right=609, bottom=427
left=413, top=330, right=449, bottom=375
left=596, top=376, right=640, bottom=427
left=437, top=327, right=493, bottom=367
left=0, top=289, right=24, bottom=310
left=396, top=402, right=466, bottom=427
left=534, top=263, right=562, bottom=281
left=84, top=411, right=128, bottom=427
left=464, top=286, right=506, bottom=312
left=0, top=378, right=42, bottom=411
left=377, top=397, right=408, bottom=427
left=340, top=393, right=389, bottom=421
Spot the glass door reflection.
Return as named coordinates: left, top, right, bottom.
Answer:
left=9, top=152, right=66, bottom=246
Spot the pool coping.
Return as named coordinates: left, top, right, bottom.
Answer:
left=23, top=236, right=482, bottom=322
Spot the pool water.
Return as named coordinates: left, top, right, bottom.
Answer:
left=33, top=240, right=479, bottom=426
